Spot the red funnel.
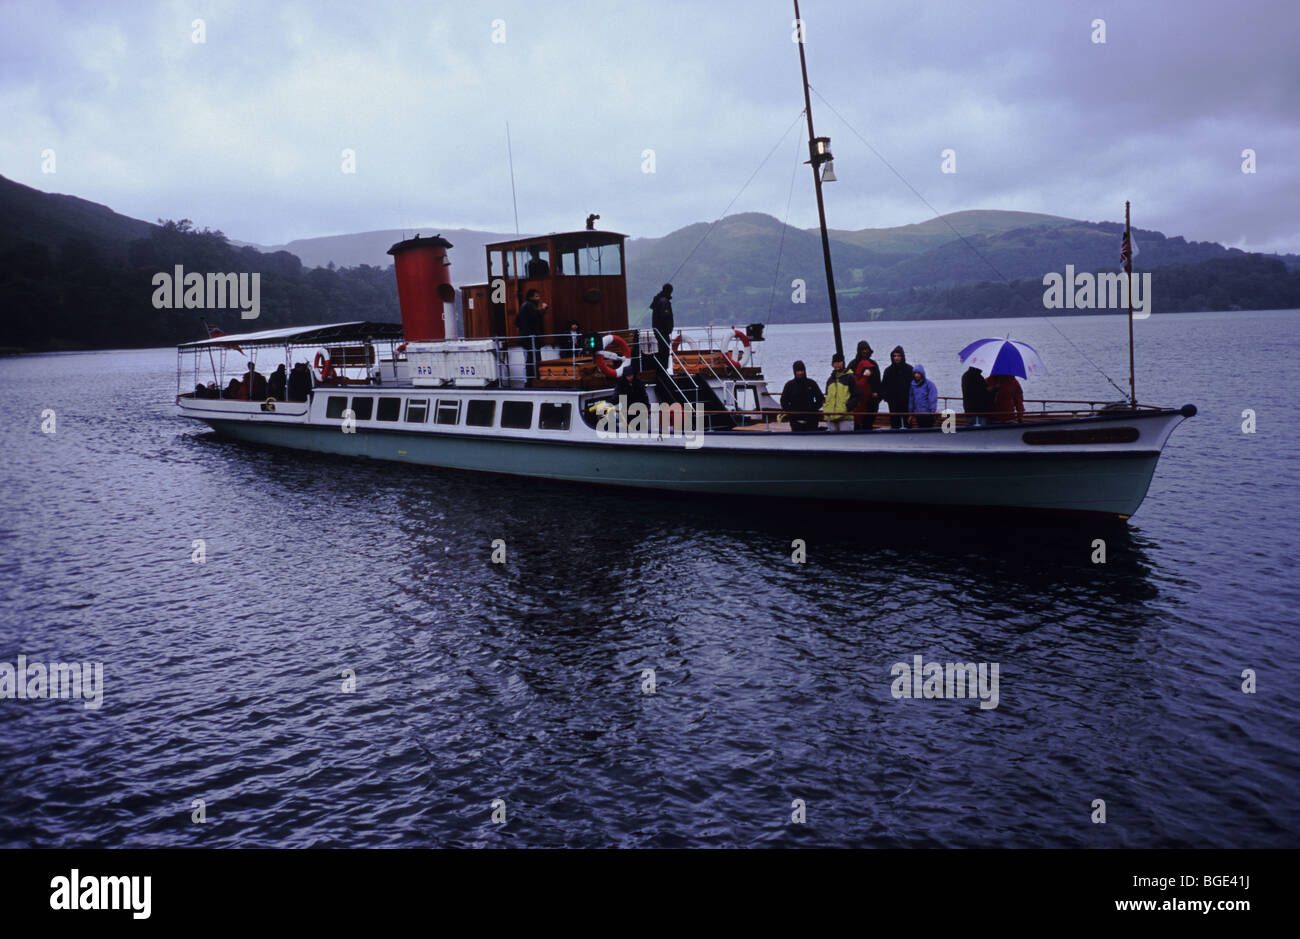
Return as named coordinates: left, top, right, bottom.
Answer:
left=387, top=235, right=456, bottom=342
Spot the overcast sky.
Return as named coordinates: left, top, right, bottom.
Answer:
left=3, top=0, right=1296, bottom=252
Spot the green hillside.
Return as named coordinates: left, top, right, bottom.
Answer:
left=1, top=174, right=1295, bottom=352
left=826, top=209, right=1074, bottom=256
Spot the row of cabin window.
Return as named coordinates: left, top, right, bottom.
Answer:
left=323, top=395, right=571, bottom=431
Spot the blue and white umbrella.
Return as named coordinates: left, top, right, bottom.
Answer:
left=957, top=337, right=1047, bottom=379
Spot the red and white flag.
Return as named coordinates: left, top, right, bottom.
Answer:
left=1120, top=231, right=1139, bottom=273
left=202, top=320, right=242, bottom=354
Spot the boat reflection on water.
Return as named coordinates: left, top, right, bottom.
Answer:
left=185, top=421, right=1197, bottom=848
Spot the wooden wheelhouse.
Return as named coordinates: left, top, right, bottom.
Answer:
left=459, top=231, right=629, bottom=340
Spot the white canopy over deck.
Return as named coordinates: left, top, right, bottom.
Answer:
left=178, top=321, right=404, bottom=349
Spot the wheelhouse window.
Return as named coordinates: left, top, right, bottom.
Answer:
left=405, top=399, right=429, bottom=423
left=558, top=239, right=622, bottom=276
left=466, top=400, right=496, bottom=427
left=435, top=399, right=461, bottom=425
left=521, top=244, right=550, bottom=278
left=377, top=397, right=401, bottom=422
left=351, top=397, right=373, bottom=421
left=538, top=402, right=571, bottom=430
left=326, top=395, right=349, bottom=419
left=501, top=401, right=533, bottom=429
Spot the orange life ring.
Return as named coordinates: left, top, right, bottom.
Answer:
left=724, top=329, right=751, bottom=370
left=596, top=334, right=632, bottom=377
left=314, top=351, right=336, bottom=381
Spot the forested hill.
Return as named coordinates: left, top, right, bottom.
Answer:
left=1, top=173, right=1296, bottom=352
left=0, top=176, right=398, bottom=352
left=624, top=212, right=1300, bottom=326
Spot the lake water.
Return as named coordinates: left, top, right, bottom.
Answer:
left=0, top=309, right=1296, bottom=847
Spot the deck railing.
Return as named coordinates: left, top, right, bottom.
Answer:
left=619, top=401, right=1161, bottom=433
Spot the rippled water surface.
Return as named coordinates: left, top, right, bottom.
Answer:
left=1, top=310, right=1297, bottom=847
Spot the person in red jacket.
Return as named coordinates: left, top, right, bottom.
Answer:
left=986, top=373, right=1025, bottom=423
left=848, top=340, right=881, bottom=430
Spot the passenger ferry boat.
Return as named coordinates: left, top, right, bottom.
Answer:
left=175, top=222, right=1194, bottom=518
left=174, top=6, right=1195, bottom=519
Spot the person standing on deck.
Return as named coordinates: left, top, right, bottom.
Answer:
left=849, top=340, right=881, bottom=430
left=987, top=373, right=1025, bottom=423
left=780, top=360, right=825, bottom=432
left=908, top=364, right=938, bottom=428
left=822, top=353, right=859, bottom=432
left=962, top=365, right=993, bottom=426
left=650, top=284, right=674, bottom=374
left=563, top=319, right=582, bottom=359
left=516, top=289, right=547, bottom=380
left=881, top=345, right=913, bottom=429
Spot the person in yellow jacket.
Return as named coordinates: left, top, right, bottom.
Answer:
left=822, top=352, right=860, bottom=431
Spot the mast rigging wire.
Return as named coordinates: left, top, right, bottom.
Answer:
left=664, top=109, right=807, bottom=285
left=506, top=121, right=520, bottom=237
left=809, top=85, right=1131, bottom=400
left=765, top=134, right=804, bottom=325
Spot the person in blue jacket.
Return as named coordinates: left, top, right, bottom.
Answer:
left=907, top=364, right=939, bottom=428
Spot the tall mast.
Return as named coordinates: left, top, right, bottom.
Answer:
left=1125, top=201, right=1136, bottom=408
left=792, top=0, right=843, bottom=360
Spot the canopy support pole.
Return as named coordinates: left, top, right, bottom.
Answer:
left=1125, top=201, right=1136, bottom=409
left=199, top=317, right=221, bottom=394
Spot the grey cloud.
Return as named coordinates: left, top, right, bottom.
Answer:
left=1, top=0, right=1294, bottom=253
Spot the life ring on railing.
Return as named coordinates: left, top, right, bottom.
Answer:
left=595, top=334, right=631, bottom=377
left=723, top=329, right=751, bottom=370
left=314, top=351, right=336, bottom=381
left=671, top=332, right=696, bottom=353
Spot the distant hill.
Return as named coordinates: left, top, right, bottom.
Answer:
left=1, top=173, right=1296, bottom=351
left=236, top=227, right=539, bottom=285
left=228, top=206, right=1295, bottom=325
left=0, top=175, right=159, bottom=262
left=858, top=221, right=1251, bottom=291
left=0, top=175, right=397, bottom=351
left=826, top=209, right=1074, bottom=256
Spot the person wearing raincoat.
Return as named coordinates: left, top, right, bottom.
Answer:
left=881, top=345, right=913, bottom=429
left=907, top=364, right=939, bottom=428
left=849, top=340, right=881, bottom=430
left=962, top=365, right=993, bottom=426
left=821, top=352, right=860, bottom=432
left=987, top=373, right=1025, bottom=423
